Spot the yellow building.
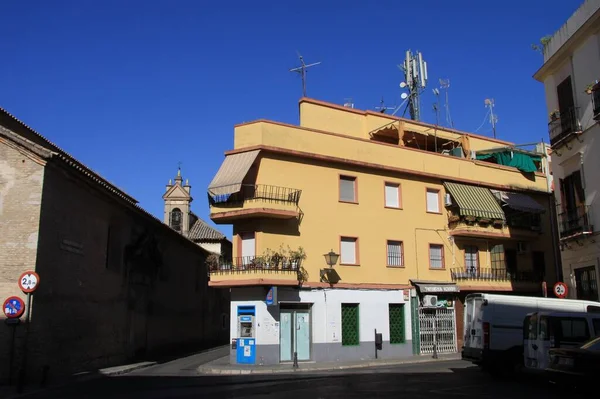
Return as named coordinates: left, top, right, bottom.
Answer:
left=203, top=98, right=558, bottom=365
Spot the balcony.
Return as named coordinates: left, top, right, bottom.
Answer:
left=549, top=107, right=582, bottom=149
left=558, top=205, right=593, bottom=239
left=208, top=184, right=302, bottom=223
left=451, top=268, right=543, bottom=285
left=207, top=255, right=303, bottom=287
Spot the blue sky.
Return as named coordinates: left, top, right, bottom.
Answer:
left=1, top=0, right=580, bottom=238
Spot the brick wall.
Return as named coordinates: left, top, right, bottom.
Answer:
left=0, top=139, right=45, bottom=383
left=1, top=138, right=230, bottom=385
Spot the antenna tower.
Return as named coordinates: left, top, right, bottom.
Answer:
left=432, top=89, right=441, bottom=152
left=398, top=50, right=428, bottom=121
left=484, top=98, right=498, bottom=138
left=289, top=52, right=321, bottom=97
left=439, top=79, right=454, bottom=128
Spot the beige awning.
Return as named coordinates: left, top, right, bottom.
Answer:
left=208, top=150, right=260, bottom=196
left=491, top=190, right=546, bottom=214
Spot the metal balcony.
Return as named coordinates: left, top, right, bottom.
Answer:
left=209, top=184, right=301, bottom=205
left=558, top=205, right=594, bottom=239
left=548, top=107, right=582, bottom=148
left=450, top=267, right=542, bottom=282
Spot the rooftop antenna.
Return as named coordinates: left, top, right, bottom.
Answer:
left=375, top=97, right=396, bottom=113
left=432, top=89, right=440, bottom=153
left=439, top=78, right=454, bottom=128
left=398, top=50, right=428, bottom=121
left=484, top=98, right=498, bottom=138
left=289, top=52, right=321, bottom=97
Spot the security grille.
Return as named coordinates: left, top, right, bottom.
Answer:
left=341, top=303, right=359, bottom=346
left=418, top=307, right=457, bottom=354
left=389, top=304, right=405, bottom=344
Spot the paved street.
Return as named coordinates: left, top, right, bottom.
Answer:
left=15, top=359, right=567, bottom=399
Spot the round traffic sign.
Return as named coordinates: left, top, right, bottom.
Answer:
left=554, top=282, right=568, bottom=298
left=3, top=296, right=25, bottom=319
left=18, top=271, right=40, bottom=293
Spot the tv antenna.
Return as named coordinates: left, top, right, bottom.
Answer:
left=375, top=97, right=396, bottom=113
left=432, top=89, right=441, bottom=152
left=398, top=50, right=428, bottom=121
left=439, top=78, right=454, bottom=128
left=289, top=52, right=321, bottom=97
left=484, top=98, right=498, bottom=138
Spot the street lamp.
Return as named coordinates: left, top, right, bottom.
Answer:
left=323, top=249, right=339, bottom=267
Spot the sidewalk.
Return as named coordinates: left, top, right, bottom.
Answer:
left=0, top=345, right=228, bottom=399
left=197, top=352, right=462, bottom=375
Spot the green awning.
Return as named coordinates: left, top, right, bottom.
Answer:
left=475, top=150, right=540, bottom=173
left=444, top=182, right=506, bottom=221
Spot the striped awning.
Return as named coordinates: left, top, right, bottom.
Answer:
left=491, top=190, right=545, bottom=214
left=444, top=182, right=506, bottom=221
left=208, top=150, right=260, bottom=196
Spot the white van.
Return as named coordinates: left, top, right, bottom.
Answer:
left=523, top=310, right=600, bottom=372
left=462, top=293, right=600, bottom=372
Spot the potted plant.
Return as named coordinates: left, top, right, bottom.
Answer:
left=205, top=253, right=220, bottom=272
left=549, top=109, right=560, bottom=121
left=288, top=246, right=307, bottom=270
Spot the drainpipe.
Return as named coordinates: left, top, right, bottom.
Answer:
left=544, top=142, right=563, bottom=283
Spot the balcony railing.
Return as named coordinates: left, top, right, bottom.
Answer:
left=558, top=205, right=593, bottom=239
left=209, top=184, right=302, bottom=206
left=208, top=256, right=302, bottom=274
left=548, top=107, right=582, bottom=147
left=451, top=267, right=543, bottom=282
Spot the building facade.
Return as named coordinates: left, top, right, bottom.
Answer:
left=0, top=108, right=230, bottom=385
left=207, top=98, right=558, bottom=365
left=534, top=0, right=600, bottom=301
left=163, top=168, right=232, bottom=258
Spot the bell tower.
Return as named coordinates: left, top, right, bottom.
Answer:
left=163, top=166, right=192, bottom=236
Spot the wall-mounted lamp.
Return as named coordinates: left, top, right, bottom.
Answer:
left=323, top=249, right=339, bottom=268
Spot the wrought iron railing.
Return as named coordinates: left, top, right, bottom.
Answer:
left=208, top=184, right=302, bottom=206
left=450, top=267, right=543, bottom=282
left=558, top=204, right=593, bottom=239
left=548, top=107, right=582, bottom=146
left=208, top=255, right=302, bottom=274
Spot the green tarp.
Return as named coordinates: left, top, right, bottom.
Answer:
left=475, top=151, right=540, bottom=173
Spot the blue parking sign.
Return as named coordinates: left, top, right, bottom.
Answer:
left=3, top=296, right=25, bottom=319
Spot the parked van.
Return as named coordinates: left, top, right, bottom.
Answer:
left=462, top=293, right=600, bottom=372
left=523, top=310, right=600, bottom=372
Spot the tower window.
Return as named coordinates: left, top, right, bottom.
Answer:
left=170, top=208, right=182, bottom=232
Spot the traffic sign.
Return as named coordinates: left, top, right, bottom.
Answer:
left=18, top=271, right=40, bottom=293
left=3, top=296, right=25, bottom=319
left=553, top=282, right=568, bottom=298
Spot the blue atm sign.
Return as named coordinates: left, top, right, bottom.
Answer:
left=266, top=286, right=277, bottom=306
left=240, top=316, right=252, bottom=322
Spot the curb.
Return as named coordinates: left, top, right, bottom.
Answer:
left=197, top=354, right=462, bottom=375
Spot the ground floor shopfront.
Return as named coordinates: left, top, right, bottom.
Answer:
left=228, top=286, right=415, bottom=365
left=560, top=238, right=600, bottom=301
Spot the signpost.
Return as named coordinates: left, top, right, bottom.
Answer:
left=553, top=282, right=568, bottom=299
left=3, top=296, right=25, bottom=319
left=15, top=270, right=39, bottom=392
left=18, top=271, right=40, bottom=293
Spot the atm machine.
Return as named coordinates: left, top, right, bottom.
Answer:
left=236, top=305, right=256, bottom=364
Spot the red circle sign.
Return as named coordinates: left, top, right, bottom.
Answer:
left=3, top=296, right=25, bottom=319
left=554, top=282, right=568, bottom=298
left=18, top=271, right=40, bottom=293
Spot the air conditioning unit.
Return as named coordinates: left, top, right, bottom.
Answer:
left=517, top=241, right=528, bottom=254
left=444, top=193, right=453, bottom=206
left=422, top=295, right=438, bottom=307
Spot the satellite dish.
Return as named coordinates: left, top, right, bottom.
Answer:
left=399, top=82, right=407, bottom=88
left=401, top=93, right=408, bottom=99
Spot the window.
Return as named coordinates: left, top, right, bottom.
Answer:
left=593, top=88, right=600, bottom=120
left=426, top=188, right=440, bottom=213
left=389, top=304, right=405, bottom=344
left=170, top=208, right=182, bottom=232
left=464, top=245, right=478, bottom=274
left=429, top=244, right=444, bottom=269
left=490, top=244, right=505, bottom=271
left=557, top=317, right=589, bottom=343
left=575, top=266, right=598, bottom=301
left=593, top=319, right=600, bottom=336
left=384, top=182, right=401, bottom=208
left=341, top=303, right=359, bottom=346
left=339, top=175, right=357, bottom=203
left=387, top=240, right=403, bottom=267
left=340, top=237, right=358, bottom=265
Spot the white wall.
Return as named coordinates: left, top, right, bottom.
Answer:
left=230, top=287, right=411, bottom=345
left=199, top=242, right=221, bottom=255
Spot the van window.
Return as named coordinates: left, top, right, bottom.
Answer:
left=593, top=318, right=600, bottom=336
left=555, top=317, right=589, bottom=342
left=525, top=314, right=537, bottom=340
left=539, top=316, right=549, bottom=341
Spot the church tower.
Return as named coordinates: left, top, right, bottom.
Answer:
left=163, top=167, right=192, bottom=237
